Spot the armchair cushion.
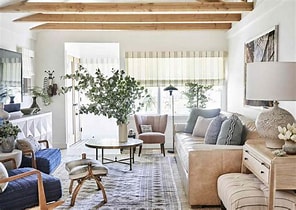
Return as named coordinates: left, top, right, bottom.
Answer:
left=21, top=148, right=62, bottom=174
left=0, top=163, right=8, bottom=193
left=0, top=167, right=62, bottom=210
left=140, top=124, right=152, bottom=133
left=16, top=136, right=41, bottom=153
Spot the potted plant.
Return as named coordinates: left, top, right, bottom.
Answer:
left=29, top=86, right=52, bottom=113
left=61, top=65, right=149, bottom=142
left=0, top=120, right=21, bottom=152
left=278, top=123, right=296, bottom=155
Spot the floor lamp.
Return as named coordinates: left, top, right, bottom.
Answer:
left=164, top=85, right=178, bottom=153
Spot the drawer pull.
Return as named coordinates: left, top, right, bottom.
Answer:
left=245, top=150, right=249, bottom=153
left=244, top=157, right=248, bottom=160
left=260, top=171, right=264, bottom=174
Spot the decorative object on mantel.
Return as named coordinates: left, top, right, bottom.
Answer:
left=246, top=62, right=296, bottom=149
left=61, top=65, right=149, bottom=143
left=3, top=96, right=21, bottom=113
left=0, top=102, right=9, bottom=120
left=44, top=70, right=58, bottom=97
left=278, top=123, right=296, bottom=155
left=29, top=86, right=52, bottom=114
left=0, top=120, right=21, bottom=153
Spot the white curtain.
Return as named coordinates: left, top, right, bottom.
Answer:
left=0, top=57, right=22, bottom=86
left=80, top=57, right=120, bottom=76
left=17, top=47, right=34, bottom=78
left=125, top=51, right=226, bottom=87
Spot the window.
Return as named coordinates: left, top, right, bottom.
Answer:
left=125, top=51, right=226, bottom=115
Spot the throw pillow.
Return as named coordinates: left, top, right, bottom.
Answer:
left=16, top=136, right=41, bottom=153
left=216, top=115, right=243, bottom=145
left=192, top=116, right=214, bottom=137
left=0, top=162, right=8, bottom=193
left=184, top=108, right=221, bottom=133
left=140, top=125, right=152, bottom=133
left=204, top=115, right=226, bottom=144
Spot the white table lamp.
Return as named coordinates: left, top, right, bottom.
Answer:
left=246, top=62, right=296, bottom=148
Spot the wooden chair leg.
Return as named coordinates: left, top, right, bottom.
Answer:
left=93, top=176, right=108, bottom=203
left=69, top=179, right=74, bottom=194
left=70, top=178, right=86, bottom=206
left=161, top=144, right=165, bottom=157
left=138, top=145, right=142, bottom=157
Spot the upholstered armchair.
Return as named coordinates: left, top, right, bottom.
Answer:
left=0, top=158, right=63, bottom=209
left=134, top=114, right=168, bottom=156
left=16, top=137, right=61, bottom=174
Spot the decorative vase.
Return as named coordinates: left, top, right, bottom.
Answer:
left=282, top=140, right=296, bottom=155
left=30, top=96, right=40, bottom=114
left=0, top=136, right=15, bottom=153
left=118, top=123, right=128, bottom=143
left=0, top=102, right=9, bottom=120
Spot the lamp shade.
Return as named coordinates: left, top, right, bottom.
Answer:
left=246, top=62, right=296, bottom=148
left=164, top=85, right=178, bottom=96
left=246, top=62, right=296, bottom=101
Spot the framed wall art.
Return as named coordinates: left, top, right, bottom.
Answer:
left=244, top=25, right=279, bottom=107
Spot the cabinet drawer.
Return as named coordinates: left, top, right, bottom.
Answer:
left=243, top=150, right=269, bottom=184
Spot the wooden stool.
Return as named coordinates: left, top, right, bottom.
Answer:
left=65, top=153, right=108, bottom=206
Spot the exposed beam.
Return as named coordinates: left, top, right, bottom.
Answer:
left=0, top=2, right=253, bottom=13
left=15, top=13, right=241, bottom=23
left=30, top=23, right=231, bottom=30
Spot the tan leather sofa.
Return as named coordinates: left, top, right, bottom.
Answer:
left=174, top=113, right=259, bottom=207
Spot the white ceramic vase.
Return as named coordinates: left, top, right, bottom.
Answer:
left=0, top=136, right=15, bottom=153
left=118, top=123, right=128, bottom=143
left=0, top=102, right=9, bottom=120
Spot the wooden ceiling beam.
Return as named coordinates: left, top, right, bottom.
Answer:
left=14, top=13, right=241, bottom=23
left=0, top=2, right=253, bottom=13
left=30, top=23, right=232, bottom=30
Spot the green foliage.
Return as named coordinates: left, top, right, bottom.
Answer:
left=0, top=120, right=21, bottom=140
left=183, top=82, right=213, bottom=108
left=30, top=86, right=52, bottom=106
left=61, top=65, right=149, bottom=125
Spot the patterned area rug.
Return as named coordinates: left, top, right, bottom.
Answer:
left=54, top=153, right=182, bottom=210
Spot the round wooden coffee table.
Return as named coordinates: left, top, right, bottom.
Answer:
left=85, top=138, right=143, bottom=171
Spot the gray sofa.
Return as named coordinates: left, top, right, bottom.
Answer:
left=174, top=109, right=259, bottom=207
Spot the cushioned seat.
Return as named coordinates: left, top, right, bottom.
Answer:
left=21, top=148, right=62, bottom=174
left=0, top=167, right=62, bottom=210
left=217, top=173, right=296, bottom=210
left=65, top=153, right=108, bottom=206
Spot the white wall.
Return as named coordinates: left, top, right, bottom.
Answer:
left=227, top=0, right=296, bottom=120
left=34, top=30, right=228, bottom=148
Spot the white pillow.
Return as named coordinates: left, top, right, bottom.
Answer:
left=0, top=162, right=9, bottom=193
left=140, top=125, right=152, bottom=133
left=192, top=116, right=214, bottom=137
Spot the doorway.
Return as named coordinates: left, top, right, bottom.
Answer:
left=64, top=42, right=120, bottom=147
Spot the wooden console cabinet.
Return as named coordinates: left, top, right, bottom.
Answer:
left=10, top=112, right=53, bottom=144
left=242, top=139, right=296, bottom=210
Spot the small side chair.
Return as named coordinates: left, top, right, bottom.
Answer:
left=134, top=114, right=168, bottom=156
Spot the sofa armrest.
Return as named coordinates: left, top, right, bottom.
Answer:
left=187, top=146, right=243, bottom=205
left=174, top=123, right=187, bottom=133
left=38, top=139, right=49, bottom=149
left=22, top=149, right=37, bottom=169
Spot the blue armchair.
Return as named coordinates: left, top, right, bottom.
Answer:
left=16, top=138, right=62, bottom=174
left=0, top=158, right=63, bottom=210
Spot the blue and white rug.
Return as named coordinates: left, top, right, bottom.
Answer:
left=54, top=153, right=183, bottom=210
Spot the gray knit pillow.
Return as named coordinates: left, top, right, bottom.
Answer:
left=216, top=115, right=243, bottom=145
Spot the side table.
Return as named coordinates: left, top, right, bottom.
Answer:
left=0, top=149, right=22, bottom=170
left=242, top=139, right=296, bottom=209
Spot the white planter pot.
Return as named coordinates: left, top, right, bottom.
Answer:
left=118, top=123, right=128, bottom=143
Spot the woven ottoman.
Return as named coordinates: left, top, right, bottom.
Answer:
left=217, top=173, right=296, bottom=210
left=65, top=153, right=108, bottom=206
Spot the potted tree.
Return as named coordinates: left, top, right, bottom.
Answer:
left=61, top=65, right=148, bottom=142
